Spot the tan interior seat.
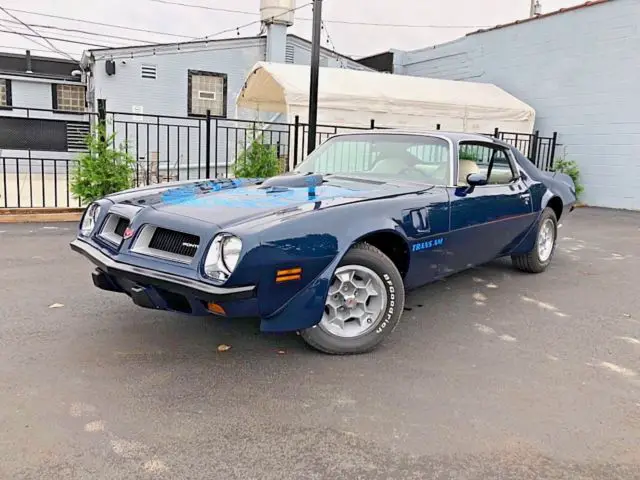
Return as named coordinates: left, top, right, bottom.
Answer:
left=458, top=160, right=479, bottom=185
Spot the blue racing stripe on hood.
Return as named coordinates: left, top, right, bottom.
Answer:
left=161, top=183, right=367, bottom=209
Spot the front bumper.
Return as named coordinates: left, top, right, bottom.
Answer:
left=70, top=239, right=256, bottom=303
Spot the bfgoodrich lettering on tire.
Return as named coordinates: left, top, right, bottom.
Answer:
left=300, top=242, right=405, bottom=355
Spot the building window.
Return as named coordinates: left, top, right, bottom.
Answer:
left=52, top=84, right=86, bottom=112
left=0, top=79, right=12, bottom=108
left=188, top=70, right=227, bottom=117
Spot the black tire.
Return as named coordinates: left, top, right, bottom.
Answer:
left=511, top=207, right=558, bottom=273
left=300, top=242, right=405, bottom=355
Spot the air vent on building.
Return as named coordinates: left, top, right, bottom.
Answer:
left=66, top=121, right=90, bottom=151
left=285, top=44, right=294, bottom=64
left=141, top=64, right=157, bottom=79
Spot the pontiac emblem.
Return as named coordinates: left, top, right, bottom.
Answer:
left=123, top=227, right=135, bottom=239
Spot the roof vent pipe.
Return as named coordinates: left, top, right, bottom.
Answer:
left=25, top=49, right=32, bottom=73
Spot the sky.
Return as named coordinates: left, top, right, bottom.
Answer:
left=0, top=0, right=587, bottom=61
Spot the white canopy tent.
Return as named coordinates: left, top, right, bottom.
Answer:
left=237, top=62, right=536, bottom=134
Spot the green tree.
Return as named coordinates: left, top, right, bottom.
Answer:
left=71, top=122, right=135, bottom=204
left=553, top=155, right=584, bottom=199
left=232, top=127, right=282, bottom=178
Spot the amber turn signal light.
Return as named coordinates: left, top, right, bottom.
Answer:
left=276, top=267, right=302, bottom=283
left=207, top=302, right=226, bottom=316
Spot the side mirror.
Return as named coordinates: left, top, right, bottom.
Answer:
left=467, top=173, right=488, bottom=187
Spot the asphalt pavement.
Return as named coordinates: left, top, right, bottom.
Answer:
left=1, top=207, right=639, bottom=479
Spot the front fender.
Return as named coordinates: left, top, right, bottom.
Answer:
left=251, top=202, right=409, bottom=332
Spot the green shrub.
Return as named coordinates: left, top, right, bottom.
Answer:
left=71, top=123, right=135, bottom=204
left=233, top=133, right=282, bottom=179
left=459, top=148, right=479, bottom=161
left=553, top=156, right=584, bottom=199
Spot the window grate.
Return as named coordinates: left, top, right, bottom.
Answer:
left=285, top=44, right=295, bottom=63
left=66, top=121, right=90, bottom=151
left=141, top=64, right=157, bottom=79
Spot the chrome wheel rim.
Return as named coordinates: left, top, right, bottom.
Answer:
left=537, top=218, right=555, bottom=262
left=319, top=265, right=388, bottom=339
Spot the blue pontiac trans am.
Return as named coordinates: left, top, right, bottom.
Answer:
left=70, top=131, right=577, bottom=354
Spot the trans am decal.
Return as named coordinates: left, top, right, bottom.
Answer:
left=412, top=238, right=444, bottom=252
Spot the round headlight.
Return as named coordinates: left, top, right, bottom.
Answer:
left=222, top=236, right=242, bottom=271
left=203, top=234, right=242, bottom=281
left=80, top=203, right=101, bottom=236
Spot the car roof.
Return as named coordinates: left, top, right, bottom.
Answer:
left=329, top=129, right=508, bottom=145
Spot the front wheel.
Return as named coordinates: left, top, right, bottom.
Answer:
left=300, top=243, right=405, bottom=355
left=511, top=207, right=558, bottom=273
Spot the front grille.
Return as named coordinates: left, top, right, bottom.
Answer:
left=148, top=228, right=200, bottom=258
left=114, top=217, right=129, bottom=237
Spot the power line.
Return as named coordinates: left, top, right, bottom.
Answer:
left=306, top=19, right=491, bottom=28
left=146, top=0, right=491, bottom=29
left=197, top=2, right=313, bottom=41
left=150, top=0, right=254, bottom=15
left=0, top=22, right=53, bottom=54
left=3, top=7, right=198, bottom=40
left=0, top=6, right=77, bottom=61
left=0, top=17, right=157, bottom=45
left=0, top=28, right=111, bottom=49
left=0, top=21, right=130, bottom=49
left=0, top=44, right=80, bottom=56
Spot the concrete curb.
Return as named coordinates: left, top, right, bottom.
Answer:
left=0, top=208, right=83, bottom=224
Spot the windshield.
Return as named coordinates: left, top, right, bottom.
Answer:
left=294, top=133, right=451, bottom=185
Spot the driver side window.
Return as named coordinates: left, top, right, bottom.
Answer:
left=458, top=143, right=516, bottom=186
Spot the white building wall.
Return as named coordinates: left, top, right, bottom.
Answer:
left=398, top=0, right=640, bottom=210
left=87, top=36, right=372, bottom=180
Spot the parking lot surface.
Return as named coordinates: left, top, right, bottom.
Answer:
left=1, top=207, right=639, bottom=479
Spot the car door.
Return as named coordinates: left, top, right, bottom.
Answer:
left=446, top=141, right=535, bottom=272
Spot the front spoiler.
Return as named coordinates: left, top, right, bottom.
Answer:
left=70, top=239, right=255, bottom=302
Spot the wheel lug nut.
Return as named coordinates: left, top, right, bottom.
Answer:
left=367, top=318, right=373, bottom=324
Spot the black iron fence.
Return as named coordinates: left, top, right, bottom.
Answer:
left=1, top=106, right=558, bottom=209
left=490, top=128, right=558, bottom=172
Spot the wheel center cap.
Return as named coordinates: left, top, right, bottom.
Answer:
left=344, top=298, right=357, bottom=309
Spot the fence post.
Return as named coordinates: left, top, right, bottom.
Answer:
left=493, top=127, right=500, bottom=138
left=529, top=129, right=540, bottom=166
left=293, top=115, right=300, bottom=169
left=205, top=109, right=211, bottom=178
left=97, top=98, right=106, bottom=142
left=549, top=132, right=558, bottom=170
left=370, top=119, right=375, bottom=129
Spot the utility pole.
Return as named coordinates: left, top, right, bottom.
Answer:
left=307, top=0, right=322, bottom=154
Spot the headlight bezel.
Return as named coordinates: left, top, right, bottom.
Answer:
left=203, top=233, right=243, bottom=282
left=80, top=203, right=101, bottom=236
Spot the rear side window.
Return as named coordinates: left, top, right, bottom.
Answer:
left=458, top=142, right=516, bottom=185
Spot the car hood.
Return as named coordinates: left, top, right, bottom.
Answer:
left=106, top=175, right=431, bottom=228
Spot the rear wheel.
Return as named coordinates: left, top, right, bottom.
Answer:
left=300, top=243, right=405, bottom=355
left=511, top=207, right=558, bottom=273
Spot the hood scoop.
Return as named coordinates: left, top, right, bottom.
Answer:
left=259, top=173, right=325, bottom=199
left=259, top=173, right=324, bottom=189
